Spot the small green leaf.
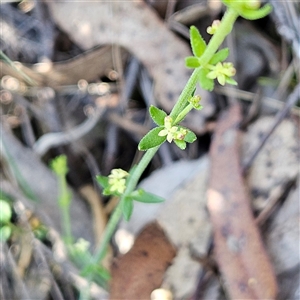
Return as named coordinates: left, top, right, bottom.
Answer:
left=96, top=175, right=109, bottom=189
left=174, top=140, right=186, bottom=150
left=184, top=130, right=197, bottom=143
left=199, top=68, right=214, bottom=91
left=185, top=56, right=200, bottom=68
left=103, top=187, right=113, bottom=196
left=129, top=189, right=164, bottom=203
left=225, top=77, right=238, bottom=85
left=122, top=198, right=134, bottom=221
left=138, top=127, right=166, bottom=151
left=209, top=48, right=229, bottom=65
left=240, top=4, right=272, bottom=20
left=149, top=105, right=167, bottom=126
left=190, top=26, right=207, bottom=58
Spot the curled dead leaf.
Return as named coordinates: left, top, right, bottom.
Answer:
left=110, top=222, right=176, bottom=299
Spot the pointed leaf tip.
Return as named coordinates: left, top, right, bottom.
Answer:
left=138, top=127, right=166, bottom=151
left=130, top=189, right=164, bottom=203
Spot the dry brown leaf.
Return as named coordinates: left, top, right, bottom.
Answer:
left=207, top=104, right=278, bottom=299
left=110, top=222, right=176, bottom=299
left=0, top=46, right=125, bottom=87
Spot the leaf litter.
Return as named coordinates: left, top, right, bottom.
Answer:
left=0, top=1, right=299, bottom=299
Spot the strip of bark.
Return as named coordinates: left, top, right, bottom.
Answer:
left=207, top=104, right=278, bottom=299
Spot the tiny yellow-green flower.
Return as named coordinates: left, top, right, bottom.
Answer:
left=158, top=116, right=179, bottom=143
left=73, top=238, right=90, bottom=253
left=159, top=126, right=178, bottom=143
left=207, top=20, right=221, bottom=35
left=174, top=128, right=188, bottom=141
left=207, top=62, right=236, bottom=86
left=108, top=169, right=129, bottom=180
left=109, top=178, right=127, bottom=194
left=107, top=169, right=129, bottom=194
left=189, top=95, right=202, bottom=110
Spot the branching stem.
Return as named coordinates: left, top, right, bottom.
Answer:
left=92, top=5, right=242, bottom=279
left=93, top=146, right=159, bottom=263
left=170, top=8, right=238, bottom=121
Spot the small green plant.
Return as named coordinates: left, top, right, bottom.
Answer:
left=51, top=155, right=110, bottom=290
left=51, top=155, right=73, bottom=245
left=93, top=0, right=272, bottom=273
left=97, top=168, right=164, bottom=221
left=50, top=0, right=271, bottom=294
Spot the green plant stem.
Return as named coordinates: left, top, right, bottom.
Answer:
left=174, top=103, right=194, bottom=124
left=198, top=8, right=239, bottom=66
left=170, top=8, right=238, bottom=121
left=170, top=68, right=201, bottom=120
left=58, top=175, right=73, bottom=245
left=91, top=8, right=240, bottom=267
left=93, top=146, right=159, bottom=264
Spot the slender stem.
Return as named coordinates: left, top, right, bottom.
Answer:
left=170, top=8, right=238, bottom=121
left=174, top=103, right=193, bottom=124
left=125, top=146, right=159, bottom=192
left=93, top=201, right=122, bottom=263
left=170, top=68, right=201, bottom=120
left=93, top=146, right=159, bottom=263
left=92, top=8, right=240, bottom=267
left=58, top=175, right=72, bottom=245
left=198, top=9, right=239, bottom=66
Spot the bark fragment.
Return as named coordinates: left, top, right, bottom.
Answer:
left=207, top=104, right=278, bottom=299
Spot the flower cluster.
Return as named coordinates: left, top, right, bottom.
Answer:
left=108, top=169, right=129, bottom=194
left=207, top=62, right=236, bottom=86
left=174, top=127, right=188, bottom=141
left=156, top=115, right=196, bottom=149
left=158, top=116, right=179, bottom=143
left=188, top=95, right=202, bottom=110
left=158, top=116, right=191, bottom=144
left=207, top=20, right=221, bottom=35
